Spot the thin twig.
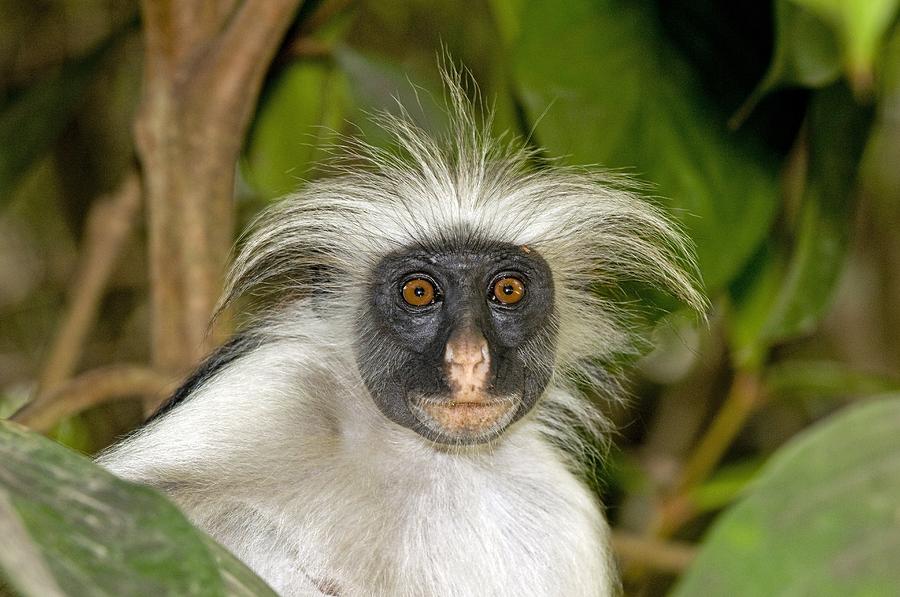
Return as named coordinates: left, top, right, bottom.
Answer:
left=279, top=0, right=354, bottom=63
left=284, top=37, right=332, bottom=59
left=12, top=365, right=175, bottom=434
left=653, top=370, right=764, bottom=538
left=611, top=531, right=696, bottom=574
left=35, top=170, right=142, bottom=396
left=674, top=371, right=763, bottom=494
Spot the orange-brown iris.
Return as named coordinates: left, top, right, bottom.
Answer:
left=493, top=277, right=525, bottom=305
left=402, top=278, right=436, bottom=306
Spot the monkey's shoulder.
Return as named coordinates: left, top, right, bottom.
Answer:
left=148, top=332, right=265, bottom=423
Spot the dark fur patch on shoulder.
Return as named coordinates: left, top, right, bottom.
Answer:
left=146, top=332, right=263, bottom=423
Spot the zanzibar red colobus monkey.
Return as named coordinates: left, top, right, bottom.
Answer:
left=99, top=77, right=706, bottom=596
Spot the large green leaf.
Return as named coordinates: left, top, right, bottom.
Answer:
left=742, top=0, right=841, bottom=110
left=765, top=360, right=900, bottom=402
left=486, top=0, right=523, bottom=48
left=513, top=0, right=779, bottom=292
left=747, top=0, right=898, bottom=102
left=672, top=396, right=900, bottom=596
left=797, top=0, right=899, bottom=91
left=0, top=421, right=277, bottom=597
left=242, top=62, right=350, bottom=199
left=762, top=85, right=871, bottom=341
left=738, top=0, right=896, bottom=129
left=728, top=84, right=871, bottom=368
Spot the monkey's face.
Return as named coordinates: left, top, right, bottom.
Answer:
left=355, top=241, right=557, bottom=445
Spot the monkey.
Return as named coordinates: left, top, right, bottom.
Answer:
left=98, top=79, right=706, bottom=596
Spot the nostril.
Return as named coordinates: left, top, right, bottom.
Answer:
left=472, top=345, right=487, bottom=368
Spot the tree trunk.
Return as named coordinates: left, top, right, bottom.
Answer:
left=134, top=0, right=302, bottom=401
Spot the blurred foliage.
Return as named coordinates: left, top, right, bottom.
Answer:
left=729, top=83, right=872, bottom=370
left=0, top=15, right=137, bottom=205
left=513, top=0, right=780, bottom=292
left=1, top=0, right=899, bottom=595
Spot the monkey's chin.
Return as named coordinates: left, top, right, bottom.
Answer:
left=409, top=394, right=521, bottom=445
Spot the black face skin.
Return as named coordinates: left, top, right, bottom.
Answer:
left=354, top=241, right=557, bottom=445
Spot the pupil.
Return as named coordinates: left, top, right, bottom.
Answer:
left=414, top=286, right=425, bottom=297
left=503, top=285, right=514, bottom=295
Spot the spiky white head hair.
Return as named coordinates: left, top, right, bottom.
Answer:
left=221, top=75, right=706, bottom=451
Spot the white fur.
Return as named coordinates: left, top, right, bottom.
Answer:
left=99, top=75, right=704, bottom=596
left=102, top=314, right=616, bottom=595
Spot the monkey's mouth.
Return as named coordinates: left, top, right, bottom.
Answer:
left=409, top=394, right=521, bottom=444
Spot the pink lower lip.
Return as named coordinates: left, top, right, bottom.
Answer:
left=418, top=398, right=517, bottom=435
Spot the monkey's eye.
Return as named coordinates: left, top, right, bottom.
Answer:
left=402, top=277, right=438, bottom=307
left=491, top=276, right=525, bottom=305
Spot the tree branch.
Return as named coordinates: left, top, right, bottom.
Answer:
left=653, top=370, right=765, bottom=538
left=135, top=0, right=303, bottom=396
left=35, top=169, right=142, bottom=395
left=674, top=370, right=763, bottom=495
left=13, top=365, right=175, bottom=434
left=139, top=0, right=240, bottom=73
left=611, top=531, right=696, bottom=574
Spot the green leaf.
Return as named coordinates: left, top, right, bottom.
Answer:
left=797, top=0, right=900, bottom=92
left=739, top=0, right=841, bottom=116
left=765, top=86, right=871, bottom=341
left=0, top=421, right=277, bottom=597
left=688, top=459, right=763, bottom=514
left=739, top=0, right=898, bottom=123
left=765, top=360, right=900, bottom=401
left=486, top=0, right=524, bottom=48
left=727, top=242, right=786, bottom=370
left=672, top=397, right=900, bottom=597
left=728, top=84, right=871, bottom=368
left=0, top=19, right=134, bottom=205
left=861, top=23, right=900, bottom=213
left=512, top=0, right=779, bottom=292
left=243, top=62, right=350, bottom=199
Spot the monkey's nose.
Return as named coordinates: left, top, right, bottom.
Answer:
left=444, top=330, right=491, bottom=402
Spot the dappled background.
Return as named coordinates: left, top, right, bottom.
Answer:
left=1, top=1, right=899, bottom=595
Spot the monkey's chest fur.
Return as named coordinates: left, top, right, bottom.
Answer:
left=100, top=333, right=615, bottom=596
left=183, top=430, right=612, bottom=597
